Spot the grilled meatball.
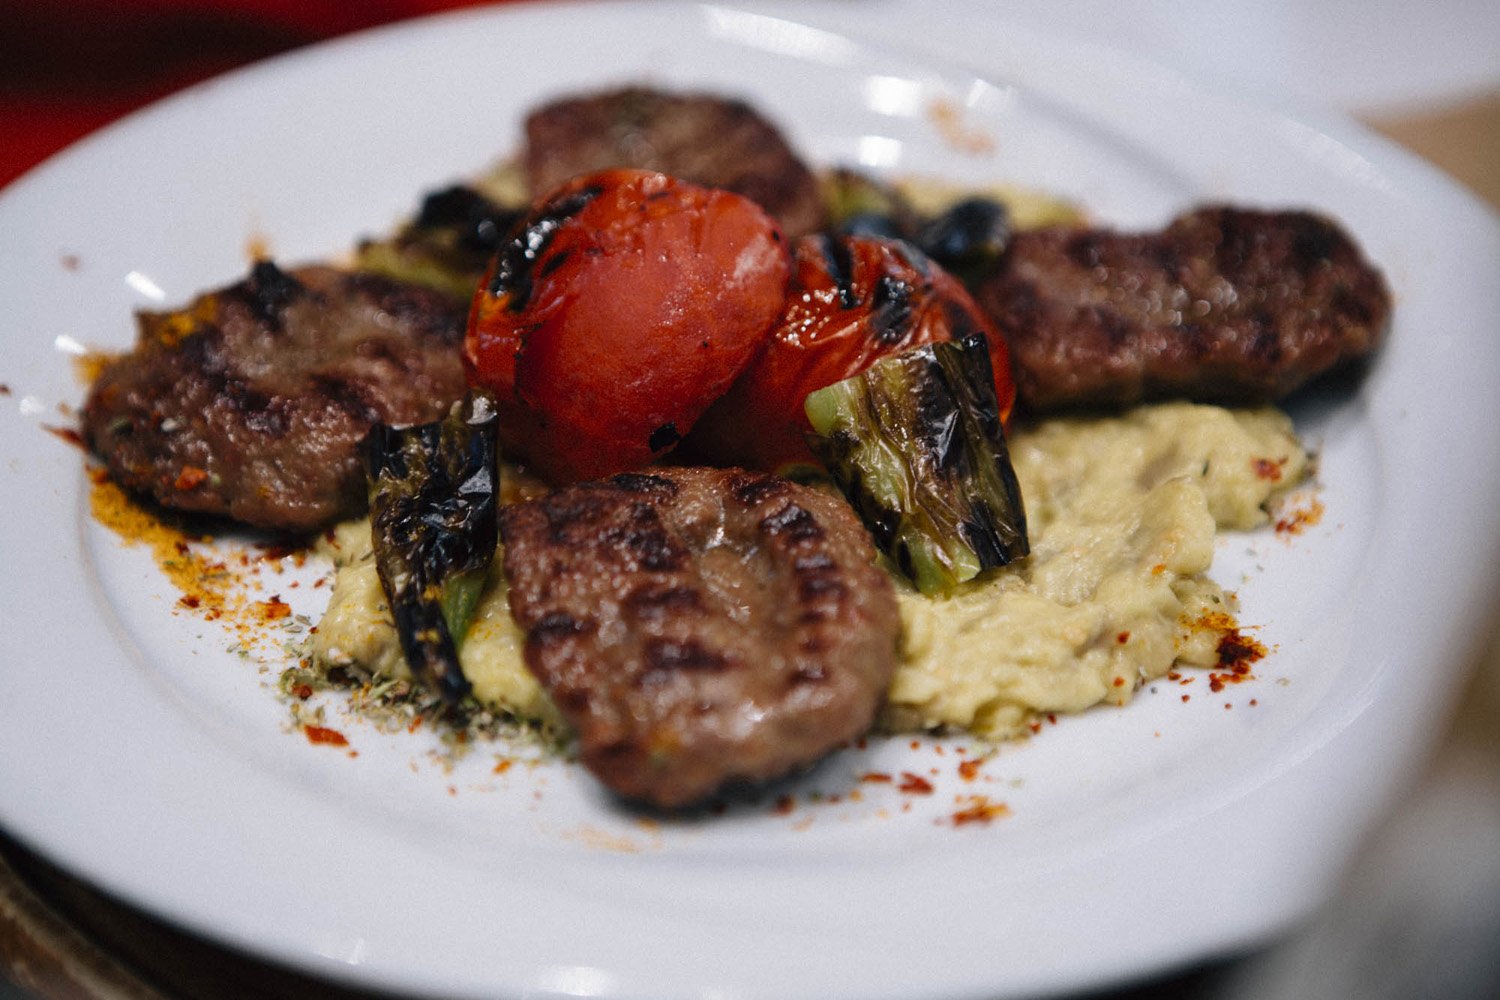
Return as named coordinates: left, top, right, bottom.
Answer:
left=523, top=86, right=826, bottom=239
left=82, top=261, right=467, bottom=532
left=979, top=207, right=1390, bottom=411
left=500, top=466, right=899, bottom=809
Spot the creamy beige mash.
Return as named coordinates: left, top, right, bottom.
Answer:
left=314, top=520, right=564, bottom=731
left=312, top=401, right=1307, bottom=741
left=885, top=403, right=1305, bottom=738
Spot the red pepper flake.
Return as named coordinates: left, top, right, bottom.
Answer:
left=1150, top=562, right=1167, bottom=575
left=1181, top=694, right=1191, bottom=703
left=1224, top=703, right=1232, bottom=710
left=1252, top=456, right=1287, bottom=482
left=860, top=772, right=893, bottom=784
left=42, top=425, right=86, bottom=450
left=1046, top=713, right=1057, bottom=725
left=304, top=725, right=348, bottom=747
left=898, top=772, right=934, bottom=795
left=407, top=714, right=424, bottom=734
left=173, top=465, right=209, bottom=491
left=1116, top=631, right=1131, bottom=644
left=1028, top=721, right=1042, bottom=734
left=957, top=758, right=984, bottom=782
left=177, top=594, right=201, bottom=609
left=0, top=383, right=10, bottom=395
left=1250, top=699, right=1259, bottom=707
left=909, top=739, right=921, bottom=750
left=773, top=795, right=796, bottom=816
left=1216, top=629, right=1267, bottom=673
left=292, top=683, right=313, bottom=700
left=1274, top=497, right=1325, bottom=536
left=1112, top=676, right=1126, bottom=688
left=253, top=596, right=293, bottom=621
left=493, top=758, right=512, bottom=775
left=949, top=795, right=1010, bottom=826
left=933, top=744, right=946, bottom=756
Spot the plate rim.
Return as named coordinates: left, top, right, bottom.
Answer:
left=3, top=3, right=1500, bottom=999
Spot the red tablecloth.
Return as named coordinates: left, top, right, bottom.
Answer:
left=0, top=0, right=497, bottom=188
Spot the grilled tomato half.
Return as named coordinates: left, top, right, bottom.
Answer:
left=688, top=233, right=1015, bottom=472
left=464, top=169, right=790, bottom=483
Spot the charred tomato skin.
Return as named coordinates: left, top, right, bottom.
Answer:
left=688, top=233, right=1016, bottom=472
left=464, top=168, right=791, bottom=484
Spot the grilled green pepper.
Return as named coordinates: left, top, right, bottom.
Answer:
left=356, top=185, right=522, bottom=301
left=824, top=170, right=1010, bottom=285
left=364, top=391, right=500, bottom=705
left=823, top=168, right=920, bottom=241
left=805, top=332, right=1028, bottom=595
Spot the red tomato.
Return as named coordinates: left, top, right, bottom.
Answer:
left=464, top=169, right=790, bottom=483
left=688, top=233, right=1016, bottom=472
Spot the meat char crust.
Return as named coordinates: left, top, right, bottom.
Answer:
left=81, top=262, right=467, bottom=532
left=979, top=206, right=1391, bottom=411
left=500, top=466, right=900, bottom=809
left=523, top=86, right=827, bottom=239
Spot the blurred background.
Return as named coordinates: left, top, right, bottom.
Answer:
left=1, top=1, right=1497, bottom=998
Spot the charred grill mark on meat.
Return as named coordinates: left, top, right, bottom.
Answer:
left=522, top=86, right=827, bottom=238
left=500, top=466, right=899, bottom=809
left=978, top=206, right=1390, bottom=411
left=81, top=263, right=467, bottom=532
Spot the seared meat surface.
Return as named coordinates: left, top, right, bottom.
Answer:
left=82, top=262, right=467, bottom=532
left=979, top=207, right=1390, bottom=411
left=500, top=466, right=899, bottom=808
left=523, top=86, right=826, bottom=239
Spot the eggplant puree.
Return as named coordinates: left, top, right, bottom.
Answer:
left=312, top=401, right=1306, bottom=741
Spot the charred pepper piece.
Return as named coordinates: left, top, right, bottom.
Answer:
left=823, top=168, right=920, bottom=241
left=364, top=391, right=500, bottom=705
left=825, top=170, right=1010, bottom=284
left=356, top=185, right=523, bottom=301
left=805, top=332, right=1028, bottom=595
left=914, top=197, right=1011, bottom=285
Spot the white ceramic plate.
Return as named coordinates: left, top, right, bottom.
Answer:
left=3, top=4, right=1499, bottom=999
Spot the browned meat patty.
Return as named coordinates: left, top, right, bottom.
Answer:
left=978, top=206, right=1390, bottom=411
left=523, top=86, right=826, bottom=239
left=500, top=466, right=899, bottom=809
left=82, top=261, right=467, bottom=532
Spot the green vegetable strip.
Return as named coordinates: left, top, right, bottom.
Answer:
left=364, top=391, right=500, bottom=705
left=805, top=333, right=1028, bottom=595
left=355, top=184, right=521, bottom=301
